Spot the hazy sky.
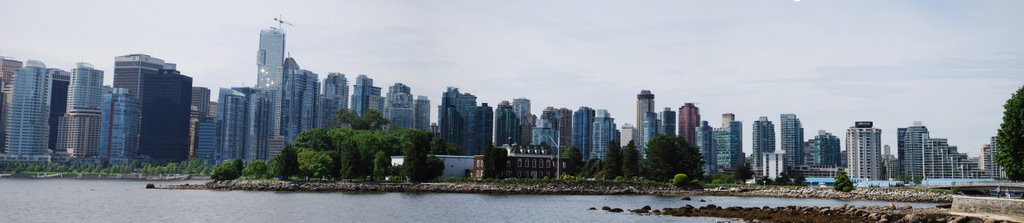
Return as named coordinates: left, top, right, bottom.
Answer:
left=3, top=0, right=1022, bottom=157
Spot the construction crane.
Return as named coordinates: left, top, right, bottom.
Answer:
left=274, top=15, right=294, bottom=30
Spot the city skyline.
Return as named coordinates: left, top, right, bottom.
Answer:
left=3, top=1, right=1022, bottom=156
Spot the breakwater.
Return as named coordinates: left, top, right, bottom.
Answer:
left=680, top=186, right=954, bottom=203
left=597, top=203, right=1010, bottom=223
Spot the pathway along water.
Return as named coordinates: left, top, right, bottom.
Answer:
left=1, top=179, right=940, bottom=223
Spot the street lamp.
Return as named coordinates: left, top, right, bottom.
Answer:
left=546, top=133, right=561, bottom=179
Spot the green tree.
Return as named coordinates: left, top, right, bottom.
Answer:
left=298, top=150, right=334, bottom=179
left=578, top=158, right=603, bottom=178
left=402, top=131, right=435, bottom=182
left=272, top=145, right=301, bottom=179
left=242, top=160, right=271, bottom=179
left=622, top=141, right=639, bottom=178
left=834, top=171, right=854, bottom=192
left=372, top=150, right=390, bottom=181
left=426, top=154, right=445, bottom=180
left=339, top=142, right=361, bottom=179
left=211, top=159, right=243, bottom=181
left=997, top=85, right=1024, bottom=181
left=776, top=172, right=792, bottom=185
left=562, top=146, right=584, bottom=174
left=672, top=173, right=690, bottom=187
left=329, top=109, right=389, bottom=130
left=735, top=163, right=754, bottom=183
left=602, top=141, right=622, bottom=178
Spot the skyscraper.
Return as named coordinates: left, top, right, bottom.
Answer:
left=217, top=88, right=251, bottom=161
left=847, top=121, right=882, bottom=179
left=812, top=130, right=841, bottom=167
left=658, top=107, right=676, bottom=136
left=555, top=107, right=573, bottom=149
left=256, top=28, right=286, bottom=90
left=532, top=118, right=555, bottom=146
left=897, top=122, right=927, bottom=179
left=321, top=73, right=348, bottom=126
left=0, top=57, right=24, bottom=91
left=281, top=57, right=320, bottom=143
left=2, top=60, right=51, bottom=162
left=193, top=116, right=218, bottom=163
left=572, top=106, right=595, bottom=159
left=494, top=101, right=520, bottom=146
left=620, top=123, right=637, bottom=147
left=245, top=88, right=275, bottom=161
left=412, top=96, right=431, bottom=131
left=519, top=114, right=536, bottom=146
left=780, top=114, right=804, bottom=167
left=695, top=120, right=716, bottom=174
left=438, top=87, right=485, bottom=154
left=512, top=98, right=531, bottom=119
left=752, top=116, right=775, bottom=173
left=58, top=63, right=104, bottom=159
left=385, top=83, right=414, bottom=129
left=981, top=136, right=1005, bottom=178
left=113, top=54, right=192, bottom=161
left=0, top=58, right=22, bottom=153
left=351, top=75, right=382, bottom=117
left=640, top=111, right=658, bottom=157
left=47, top=68, right=70, bottom=155
left=591, top=109, right=616, bottom=160
left=99, top=88, right=140, bottom=164
left=476, top=103, right=493, bottom=149
left=678, top=103, right=700, bottom=146
left=191, top=87, right=211, bottom=118
left=713, top=113, right=743, bottom=172
left=635, top=90, right=655, bottom=150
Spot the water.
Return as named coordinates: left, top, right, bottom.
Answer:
left=0, top=179, right=938, bottom=223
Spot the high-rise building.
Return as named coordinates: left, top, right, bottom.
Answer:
left=438, top=87, right=485, bottom=154
left=281, top=58, right=320, bottom=143
left=476, top=103, right=494, bottom=149
left=713, top=113, right=743, bottom=172
left=532, top=118, right=555, bottom=146
left=0, top=57, right=24, bottom=91
left=58, top=63, right=104, bottom=159
left=351, top=75, right=383, bottom=117
left=554, top=108, right=573, bottom=149
left=208, top=101, right=218, bottom=117
left=256, top=28, right=286, bottom=90
left=217, top=88, right=250, bottom=161
left=658, top=107, right=676, bottom=137
left=780, top=114, right=804, bottom=167
left=519, top=114, right=536, bottom=146
left=99, top=88, right=140, bottom=164
left=980, top=136, right=1005, bottom=179
left=635, top=90, right=655, bottom=150
left=812, top=130, right=841, bottom=167
left=695, top=120, right=716, bottom=174
left=494, top=101, right=520, bottom=146
left=752, top=116, right=775, bottom=173
left=113, top=54, right=193, bottom=161
left=678, top=103, right=700, bottom=146
left=640, top=111, right=658, bottom=157
left=412, top=96, right=431, bottom=131
left=245, top=88, right=275, bottom=161
left=591, top=109, right=617, bottom=160
left=847, top=121, right=882, bottom=179
left=385, top=83, right=414, bottom=129
left=572, top=106, right=595, bottom=159
left=47, top=68, right=70, bottom=155
left=321, top=73, right=348, bottom=127
left=191, top=87, right=211, bottom=118
left=762, top=151, right=785, bottom=180
left=897, top=122, right=927, bottom=179
left=512, top=98, right=530, bottom=120
left=620, top=123, right=637, bottom=147
left=2, top=60, right=52, bottom=162
left=194, top=116, right=218, bottom=163
left=882, top=145, right=898, bottom=180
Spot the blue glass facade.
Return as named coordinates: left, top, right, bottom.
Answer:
left=695, top=121, right=716, bottom=174
left=572, top=106, right=595, bottom=160
left=99, top=88, right=140, bottom=164
left=590, top=109, right=616, bottom=160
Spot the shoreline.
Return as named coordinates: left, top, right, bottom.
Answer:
left=599, top=203, right=1008, bottom=223
left=162, top=180, right=954, bottom=203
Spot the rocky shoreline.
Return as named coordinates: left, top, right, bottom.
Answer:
left=163, top=181, right=953, bottom=203
left=165, top=180, right=682, bottom=195
left=679, top=186, right=954, bottom=203
left=596, top=203, right=1015, bottom=223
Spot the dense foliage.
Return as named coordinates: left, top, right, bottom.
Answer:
left=212, top=158, right=243, bottom=181
left=561, top=146, right=584, bottom=174
left=0, top=159, right=214, bottom=176
left=645, top=135, right=703, bottom=181
left=997, top=85, right=1024, bottom=181
left=734, top=163, right=754, bottom=183
left=622, top=141, right=640, bottom=178
left=327, top=109, right=389, bottom=130
left=602, top=141, right=623, bottom=178
left=834, top=171, right=854, bottom=192
left=482, top=144, right=508, bottom=179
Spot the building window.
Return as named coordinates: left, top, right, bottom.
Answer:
left=517, top=159, right=522, bottom=167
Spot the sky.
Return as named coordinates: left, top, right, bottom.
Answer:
left=2, top=0, right=1022, bottom=157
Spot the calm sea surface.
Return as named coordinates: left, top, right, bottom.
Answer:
left=0, top=179, right=938, bottom=223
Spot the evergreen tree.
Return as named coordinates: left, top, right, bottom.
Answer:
left=372, top=150, right=391, bottom=181
left=272, top=145, right=301, bottom=179
left=602, top=141, right=622, bottom=178
left=735, top=163, right=754, bottom=183
left=562, top=146, right=584, bottom=174
left=622, top=141, right=639, bottom=178
left=997, top=85, right=1024, bottom=181
left=834, top=171, right=854, bottom=192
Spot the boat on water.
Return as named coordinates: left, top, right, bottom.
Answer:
left=0, top=173, right=11, bottom=178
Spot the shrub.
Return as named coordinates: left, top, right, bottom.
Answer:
left=672, top=173, right=689, bottom=187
